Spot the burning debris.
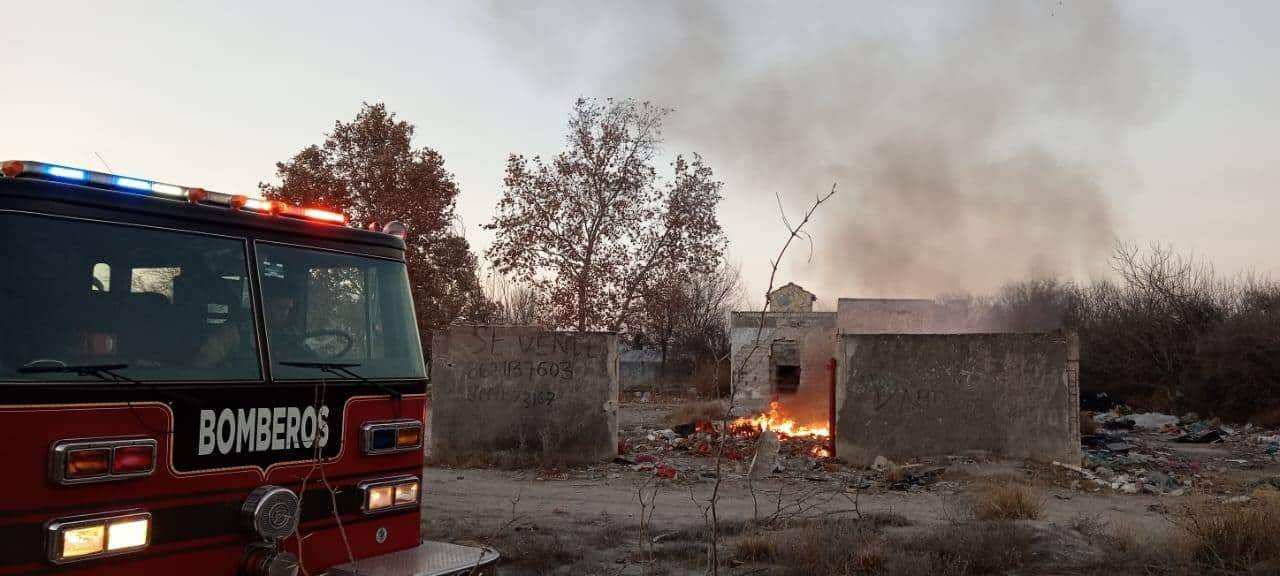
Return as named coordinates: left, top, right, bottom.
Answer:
left=730, top=401, right=831, bottom=439
left=618, top=400, right=837, bottom=482
left=729, top=401, right=834, bottom=472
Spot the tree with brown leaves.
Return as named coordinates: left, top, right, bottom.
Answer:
left=260, top=103, right=489, bottom=349
left=485, top=98, right=725, bottom=332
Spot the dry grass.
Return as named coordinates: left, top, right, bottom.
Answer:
left=731, top=518, right=883, bottom=575
left=1171, top=497, right=1280, bottom=572
left=665, top=399, right=726, bottom=426
left=732, top=518, right=1038, bottom=576
left=970, top=483, right=1045, bottom=521
left=733, top=533, right=778, bottom=563
left=883, top=521, right=1037, bottom=576
left=488, top=529, right=583, bottom=575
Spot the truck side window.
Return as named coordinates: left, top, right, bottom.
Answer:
left=256, top=243, right=425, bottom=380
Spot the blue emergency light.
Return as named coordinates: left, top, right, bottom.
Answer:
left=45, top=165, right=86, bottom=180
left=1, top=159, right=348, bottom=225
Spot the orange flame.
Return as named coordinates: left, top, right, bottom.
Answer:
left=731, top=401, right=830, bottom=438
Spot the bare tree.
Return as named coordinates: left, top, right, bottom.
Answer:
left=636, top=263, right=742, bottom=363
left=481, top=272, right=544, bottom=326
left=485, top=98, right=726, bottom=332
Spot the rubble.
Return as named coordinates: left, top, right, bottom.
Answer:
left=1063, top=407, right=1280, bottom=496
left=597, top=400, right=1280, bottom=498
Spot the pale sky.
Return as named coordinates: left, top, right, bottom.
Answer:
left=3, top=1, right=1277, bottom=305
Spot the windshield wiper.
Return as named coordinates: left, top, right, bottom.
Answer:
left=18, top=361, right=139, bottom=384
left=278, top=361, right=402, bottom=400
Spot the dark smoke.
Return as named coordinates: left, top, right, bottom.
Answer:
left=468, top=1, right=1184, bottom=297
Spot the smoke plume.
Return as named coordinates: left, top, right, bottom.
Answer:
left=468, top=1, right=1184, bottom=297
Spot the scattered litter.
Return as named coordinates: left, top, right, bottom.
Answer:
left=1142, top=470, right=1181, bottom=494
left=1174, top=429, right=1224, bottom=444
left=888, top=465, right=946, bottom=491
left=1131, top=412, right=1179, bottom=431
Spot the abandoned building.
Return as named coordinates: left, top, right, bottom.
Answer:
left=731, top=286, right=1019, bottom=409
left=730, top=284, right=1080, bottom=464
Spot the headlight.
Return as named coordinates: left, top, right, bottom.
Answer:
left=47, top=511, right=150, bottom=564
left=60, top=525, right=105, bottom=559
left=359, top=475, right=420, bottom=514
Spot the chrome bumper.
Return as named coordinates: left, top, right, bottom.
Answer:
left=328, top=540, right=500, bottom=576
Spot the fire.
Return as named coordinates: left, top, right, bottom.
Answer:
left=731, top=401, right=830, bottom=438
left=810, top=445, right=832, bottom=458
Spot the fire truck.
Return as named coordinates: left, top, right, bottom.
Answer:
left=0, top=160, right=499, bottom=575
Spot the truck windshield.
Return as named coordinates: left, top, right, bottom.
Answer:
left=0, top=213, right=261, bottom=381
left=256, top=243, right=426, bottom=380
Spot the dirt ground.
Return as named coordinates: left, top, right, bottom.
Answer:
left=421, top=397, right=1280, bottom=575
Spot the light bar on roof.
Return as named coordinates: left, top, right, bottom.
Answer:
left=1, top=160, right=353, bottom=227
left=46, top=165, right=86, bottom=180
left=301, top=207, right=346, bottom=224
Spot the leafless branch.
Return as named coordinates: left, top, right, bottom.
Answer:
left=696, top=182, right=836, bottom=575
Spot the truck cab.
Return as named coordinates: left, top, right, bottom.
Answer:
left=0, top=160, right=497, bottom=575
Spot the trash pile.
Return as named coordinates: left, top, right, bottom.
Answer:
left=1064, top=407, right=1280, bottom=496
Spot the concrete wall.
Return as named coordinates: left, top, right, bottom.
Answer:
left=430, top=326, right=619, bottom=463
left=729, top=312, right=835, bottom=414
left=835, top=332, right=1080, bottom=466
left=619, top=349, right=694, bottom=392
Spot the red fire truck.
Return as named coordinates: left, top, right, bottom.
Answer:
left=0, top=160, right=498, bottom=575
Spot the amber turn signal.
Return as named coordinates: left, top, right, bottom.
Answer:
left=65, top=449, right=110, bottom=479
left=395, top=427, right=421, bottom=449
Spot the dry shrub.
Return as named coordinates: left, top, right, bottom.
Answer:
left=734, top=534, right=778, bottom=563
left=882, top=521, right=1036, bottom=576
left=864, top=511, right=912, bottom=528
left=665, top=399, right=726, bottom=426
left=1172, top=497, right=1280, bottom=571
left=970, top=483, right=1045, bottom=521
left=489, top=529, right=582, bottom=574
left=736, top=518, right=882, bottom=575
left=737, top=517, right=1039, bottom=576
left=1079, top=410, right=1098, bottom=434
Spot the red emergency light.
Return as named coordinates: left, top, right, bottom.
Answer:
left=0, top=160, right=353, bottom=228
